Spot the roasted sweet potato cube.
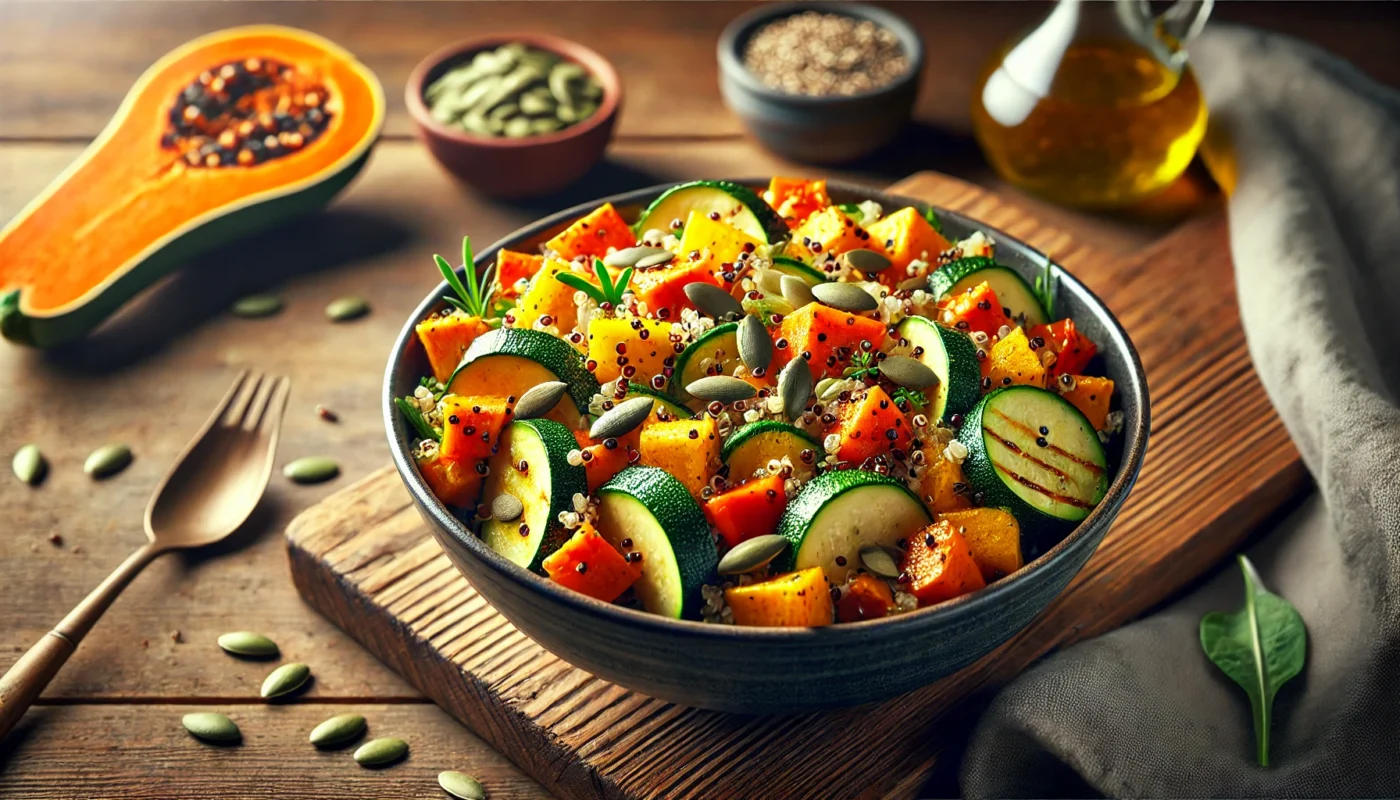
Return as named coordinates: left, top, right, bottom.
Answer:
left=495, top=250, right=544, bottom=299
left=982, top=327, right=1047, bottom=389
left=786, top=206, right=871, bottom=262
left=512, top=257, right=594, bottom=334
left=726, top=566, right=834, bottom=627
left=902, top=520, right=987, bottom=606
left=542, top=522, right=642, bottom=603
left=632, top=258, right=724, bottom=319
left=439, top=395, right=512, bottom=462
left=918, top=445, right=973, bottom=514
left=937, top=508, right=1023, bottom=582
left=773, top=302, right=888, bottom=380
left=867, top=207, right=952, bottom=287
left=830, top=385, right=912, bottom=466
left=415, top=311, right=492, bottom=383
left=544, top=202, right=636, bottom=260
left=939, top=281, right=1012, bottom=339
left=765, top=177, right=830, bottom=227
left=703, top=474, right=788, bottom=548
left=1028, top=318, right=1097, bottom=377
left=836, top=573, right=895, bottom=622
left=639, top=417, right=721, bottom=498
left=1060, top=375, right=1114, bottom=430
left=417, top=452, right=485, bottom=509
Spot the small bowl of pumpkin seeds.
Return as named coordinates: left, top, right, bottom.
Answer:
left=407, top=34, right=621, bottom=199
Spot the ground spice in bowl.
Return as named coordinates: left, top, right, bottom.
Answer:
left=742, top=11, right=910, bottom=97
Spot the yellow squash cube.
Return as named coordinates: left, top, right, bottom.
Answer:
left=677, top=210, right=762, bottom=269
left=586, top=315, right=672, bottom=385
left=918, top=446, right=973, bottom=514
left=513, top=257, right=593, bottom=335
left=786, top=206, right=870, bottom=262
left=937, top=508, right=1023, bottom=582
left=726, top=566, right=834, bottom=627
left=1060, top=375, right=1114, bottom=430
left=638, top=416, right=720, bottom=498
left=982, top=328, right=1047, bottom=389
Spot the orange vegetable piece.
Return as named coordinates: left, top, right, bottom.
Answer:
left=786, top=206, right=871, bottom=262
left=726, top=566, right=834, bottom=628
left=939, top=281, right=1012, bottom=339
left=543, top=202, right=636, bottom=261
left=902, top=520, right=987, bottom=606
left=866, top=207, right=952, bottom=287
left=830, top=385, right=912, bottom=466
left=439, top=395, right=512, bottom=462
left=417, top=452, right=484, bottom=509
left=639, top=417, right=721, bottom=499
left=494, top=250, right=544, bottom=299
left=765, top=177, right=830, bottom=227
left=772, top=302, right=888, bottom=380
left=1027, top=318, right=1097, bottom=377
left=415, top=311, right=491, bottom=384
left=703, top=475, right=788, bottom=548
left=631, top=257, right=724, bottom=319
left=572, top=428, right=639, bottom=494
left=918, top=444, right=972, bottom=514
left=1059, top=375, right=1114, bottom=430
left=980, top=327, right=1047, bottom=390
left=542, top=522, right=642, bottom=603
left=836, top=573, right=896, bottom=622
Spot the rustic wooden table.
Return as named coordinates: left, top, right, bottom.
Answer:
left=2, top=2, right=1397, bottom=798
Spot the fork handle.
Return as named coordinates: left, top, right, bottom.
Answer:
left=0, top=542, right=161, bottom=740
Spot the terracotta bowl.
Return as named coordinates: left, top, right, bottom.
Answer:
left=384, top=180, right=1150, bottom=713
left=405, top=34, right=621, bottom=199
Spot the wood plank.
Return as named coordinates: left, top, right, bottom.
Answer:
left=2, top=1, right=1396, bottom=142
left=0, top=703, right=552, bottom=799
left=284, top=171, right=1309, bottom=800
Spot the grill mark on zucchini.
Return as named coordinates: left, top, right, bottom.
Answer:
left=988, top=408, right=1105, bottom=474
left=983, top=427, right=1076, bottom=483
left=992, top=464, right=1096, bottom=509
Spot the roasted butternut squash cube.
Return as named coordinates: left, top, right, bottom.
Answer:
left=982, top=327, right=1047, bottom=390
left=513, top=257, right=593, bottom=334
left=836, top=573, right=895, bottom=622
left=786, top=206, right=871, bottom=262
left=494, top=250, right=544, bottom=299
left=571, top=428, right=640, bottom=494
left=867, top=207, right=952, bottom=286
left=703, top=474, right=788, bottom=548
left=542, top=522, right=642, bottom=603
left=544, top=202, right=636, bottom=260
left=1060, top=375, right=1114, bottom=430
left=939, top=281, right=1012, bottom=339
left=901, top=521, right=986, bottom=606
left=677, top=210, right=762, bottom=270
left=937, top=508, right=1023, bottom=582
left=1027, top=318, right=1097, bottom=378
left=764, top=177, right=830, bottom=227
left=439, top=395, right=512, bottom=462
left=918, top=445, right=973, bottom=514
left=631, top=257, right=724, bottom=319
left=773, top=302, right=888, bottom=380
left=415, top=311, right=491, bottom=383
left=638, top=416, right=720, bottom=498
left=586, top=316, right=673, bottom=385
left=830, top=385, right=912, bottom=466
left=417, top=452, right=485, bottom=509
left=726, top=566, right=834, bottom=627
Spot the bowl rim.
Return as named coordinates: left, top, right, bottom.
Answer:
left=716, top=1, right=925, bottom=106
left=384, top=178, right=1150, bottom=642
left=405, top=32, right=622, bottom=150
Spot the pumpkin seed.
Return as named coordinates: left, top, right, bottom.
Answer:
left=512, top=381, right=568, bottom=420
left=503, top=117, right=532, bottom=138
left=260, top=662, right=311, bottom=699
left=777, top=357, right=813, bottom=422
left=604, top=246, right=671, bottom=269
left=439, top=771, right=488, bottom=800
left=548, top=62, right=586, bottom=106
left=458, top=76, right=502, bottom=110
left=460, top=112, right=494, bottom=137
left=879, top=355, right=940, bottom=389
left=309, top=713, right=367, bottom=748
left=684, top=283, right=743, bottom=319
left=813, top=378, right=838, bottom=402
left=897, top=276, right=927, bottom=292
left=488, top=102, right=519, bottom=123
left=326, top=296, right=370, bottom=322
left=84, top=443, right=132, bottom=478
left=589, top=396, right=654, bottom=441
left=634, top=250, right=676, bottom=269
left=491, top=494, right=524, bottom=523
left=519, top=92, right=555, bottom=116
left=231, top=293, right=283, bottom=318
left=843, top=248, right=893, bottom=274
left=811, top=282, right=878, bottom=312
left=859, top=544, right=900, bottom=579
left=353, top=737, right=409, bottom=767
left=684, top=376, right=756, bottom=403
left=284, top=456, right=340, bottom=484
left=780, top=275, right=816, bottom=309
left=754, top=269, right=786, bottom=296
left=182, top=712, right=241, bottom=743
left=530, top=118, right=564, bottom=135
left=12, top=444, right=45, bottom=486
left=817, top=377, right=849, bottom=403
left=717, top=535, right=788, bottom=575
left=737, top=314, right=773, bottom=371
left=555, top=103, right=580, bottom=124
left=216, top=631, right=279, bottom=658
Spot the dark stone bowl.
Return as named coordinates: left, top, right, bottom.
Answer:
left=717, top=3, right=924, bottom=163
left=384, top=180, right=1150, bottom=713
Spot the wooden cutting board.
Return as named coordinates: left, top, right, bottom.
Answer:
left=285, top=172, right=1308, bottom=800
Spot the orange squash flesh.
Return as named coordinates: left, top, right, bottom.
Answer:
left=0, top=26, right=384, bottom=346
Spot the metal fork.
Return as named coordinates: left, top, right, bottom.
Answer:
left=0, top=370, right=290, bottom=739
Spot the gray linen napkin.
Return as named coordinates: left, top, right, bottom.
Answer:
left=960, top=26, right=1400, bottom=798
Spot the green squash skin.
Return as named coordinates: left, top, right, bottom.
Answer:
left=772, top=469, right=930, bottom=573
left=0, top=150, right=373, bottom=348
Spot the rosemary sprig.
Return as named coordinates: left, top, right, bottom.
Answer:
left=1033, top=250, right=1057, bottom=319
left=554, top=258, right=635, bottom=307
left=434, top=236, right=496, bottom=319
left=395, top=396, right=442, bottom=442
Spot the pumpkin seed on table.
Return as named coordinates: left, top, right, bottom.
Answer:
left=84, top=443, right=132, bottom=478
left=718, top=535, right=789, bottom=575
left=503, top=117, right=533, bottom=138
left=879, top=355, right=940, bottom=389
left=842, top=248, right=893, bottom=274
left=326, top=296, right=370, bottom=322
left=309, top=713, right=367, bottom=748
left=685, top=376, right=756, bottom=403
left=12, top=444, right=46, bottom=486
left=182, top=712, right=241, bottom=743
left=284, top=456, right=339, bottom=484
left=216, top=631, right=279, bottom=658
left=589, top=396, right=654, bottom=441
left=491, top=494, right=524, bottom=523
left=780, top=274, right=816, bottom=309
left=604, top=246, right=671, bottom=269
left=353, top=737, right=409, bottom=767
left=777, top=357, right=813, bottom=422
left=231, top=293, right=283, bottom=318
left=440, top=771, right=488, bottom=800
left=737, top=314, right=773, bottom=371
left=684, top=282, right=743, bottom=319
left=260, top=662, right=312, bottom=699
left=811, top=282, right=878, bottom=312
left=859, top=544, right=900, bottom=579
left=512, top=381, right=569, bottom=420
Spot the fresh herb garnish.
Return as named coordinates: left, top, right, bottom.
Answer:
left=843, top=351, right=878, bottom=382
left=555, top=258, right=634, bottom=307
left=396, top=396, right=442, bottom=443
left=434, top=236, right=496, bottom=319
left=1033, top=250, right=1056, bottom=319
left=891, top=387, right=927, bottom=410
left=837, top=202, right=864, bottom=222
left=1200, top=555, right=1306, bottom=767
left=923, top=206, right=943, bottom=235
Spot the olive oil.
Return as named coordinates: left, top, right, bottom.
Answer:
left=972, top=38, right=1207, bottom=208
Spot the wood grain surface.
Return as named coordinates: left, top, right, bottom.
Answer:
left=283, top=171, right=1310, bottom=800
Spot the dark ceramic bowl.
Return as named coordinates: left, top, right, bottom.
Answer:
left=385, top=180, right=1149, bottom=713
left=717, top=3, right=923, bottom=163
left=406, top=34, right=621, bottom=199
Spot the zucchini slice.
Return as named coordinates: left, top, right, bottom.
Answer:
left=447, top=328, right=599, bottom=427
left=894, top=315, right=982, bottom=424
left=481, top=418, right=589, bottom=572
left=775, top=470, right=932, bottom=583
left=927, top=257, right=1049, bottom=327
left=956, top=386, right=1108, bottom=545
left=595, top=466, right=718, bottom=619
left=670, top=322, right=740, bottom=407
left=635, top=180, right=787, bottom=244
left=622, top=381, right=693, bottom=423
left=769, top=256, right=828, bottom=286
left=722, top=420, right=821, bottom=482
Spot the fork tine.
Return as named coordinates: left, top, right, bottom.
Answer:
left=238, top=374, right=276, bottom=430
left=222, top=372, right=265, bottom=427
left=247, top=375, right=291, bottom=433
left=204, top=369, right=252, bottom=428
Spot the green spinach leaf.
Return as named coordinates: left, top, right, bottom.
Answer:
left=1199, top=555, right=1307, bottom=767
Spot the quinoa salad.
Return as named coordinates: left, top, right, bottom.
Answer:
left=397, top=178, right=1122, bottom=627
